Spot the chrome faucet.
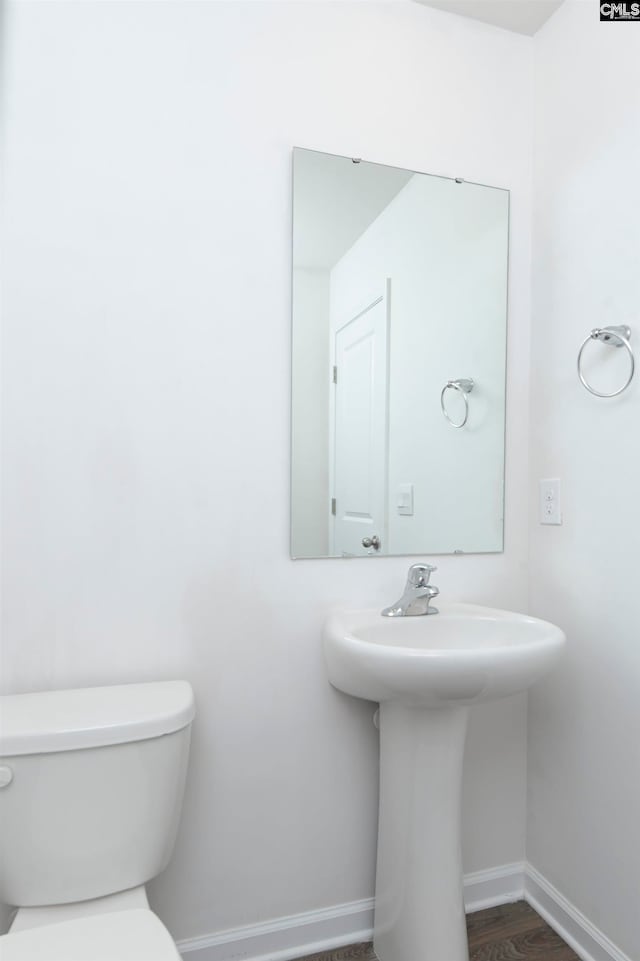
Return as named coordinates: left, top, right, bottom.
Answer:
left=381, top=564, right=439, bottom=617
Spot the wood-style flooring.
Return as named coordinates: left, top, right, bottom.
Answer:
left=293, top=901, right=579, bottom=961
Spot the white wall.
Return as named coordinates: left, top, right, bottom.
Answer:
left=528, top=3, right=640, bottom=959
left=330, top=174, right=508, bottom=554
left=1, top=0, right=533, bottom=944
left=291, top=267, right=330, bottom=557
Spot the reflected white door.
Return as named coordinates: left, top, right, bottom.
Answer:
left=332, top=285, right=389, bottom=556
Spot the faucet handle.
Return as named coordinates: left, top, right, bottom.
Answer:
left=407, top=563, right=437, bottom=587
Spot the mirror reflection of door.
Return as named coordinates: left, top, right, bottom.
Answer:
left=331, top=285, right=389, bottom=556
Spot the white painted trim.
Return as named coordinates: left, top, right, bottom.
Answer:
left=464, top=860, right=525, bottom=912
left=177, top=897, right=373, bottom=961
left=176, top=862, right=634, bottom=961
left=177, top=862, right=525, bottom=961
left=524, top=864, right=633, bottom=961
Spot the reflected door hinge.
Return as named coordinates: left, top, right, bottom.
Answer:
left=332, top=365, right=338, bottom=384
left=331, top=497, right=336, bottom=516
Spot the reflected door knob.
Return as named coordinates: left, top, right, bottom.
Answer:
left=362, top=535, right=381, bottom=550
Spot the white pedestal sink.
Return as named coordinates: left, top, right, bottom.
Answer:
left=323, top=602, right=565, bottom=961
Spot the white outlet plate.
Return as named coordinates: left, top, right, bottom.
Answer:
left=539, top=478, right=562, bottom=525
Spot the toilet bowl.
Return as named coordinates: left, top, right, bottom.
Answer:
left=0, top=680, right=195, bottom=959
left=0, top=909, right=181, bottom=960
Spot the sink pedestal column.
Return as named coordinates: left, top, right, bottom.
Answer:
left=374, top=702, right=470, bottom=961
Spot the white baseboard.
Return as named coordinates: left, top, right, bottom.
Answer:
left=176, top=897, right=374, bottom=961
left=524, top=864, right=633, bottom=961
left=177, top=862, right=524, bottom=961
left=464, top=861, right=525, bottom=913
left=178, top=862, right=633, bottom=961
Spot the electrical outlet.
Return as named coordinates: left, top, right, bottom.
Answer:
left=539, top=479, right=562, bottom=525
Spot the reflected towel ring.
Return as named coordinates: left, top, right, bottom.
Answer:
left=440, top=378, right=474, bottom=428
left=577, top=325, right=634, bottom=398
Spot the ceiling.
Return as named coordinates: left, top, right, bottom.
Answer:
left=416, top=0, right=565, bottom=36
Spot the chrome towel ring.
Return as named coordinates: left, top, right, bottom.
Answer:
left=577, top=325, right=634, bottom=398
left=440, top=378, right=474, bottom=428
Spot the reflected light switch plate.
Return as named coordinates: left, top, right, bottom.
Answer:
left=397, top=484, right=414, bottom=516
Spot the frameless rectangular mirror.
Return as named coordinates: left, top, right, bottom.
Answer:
left=291, top=148, right=509, bottom=559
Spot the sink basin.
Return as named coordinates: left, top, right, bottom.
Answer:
left=322, top=601, right=565, bottom=961
left=323, top=602, right=565, bottom=707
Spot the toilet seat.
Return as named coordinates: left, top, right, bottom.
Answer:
left=0, top=908, right=181, bottom=960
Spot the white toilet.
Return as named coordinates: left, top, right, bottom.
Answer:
left=0, top=680, right=195, bottom=959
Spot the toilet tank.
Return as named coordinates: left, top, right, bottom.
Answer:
left=0, top=681, right=195, bottom=908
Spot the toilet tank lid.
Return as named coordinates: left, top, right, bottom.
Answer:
left=0, top=681, right=195, bottom=757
